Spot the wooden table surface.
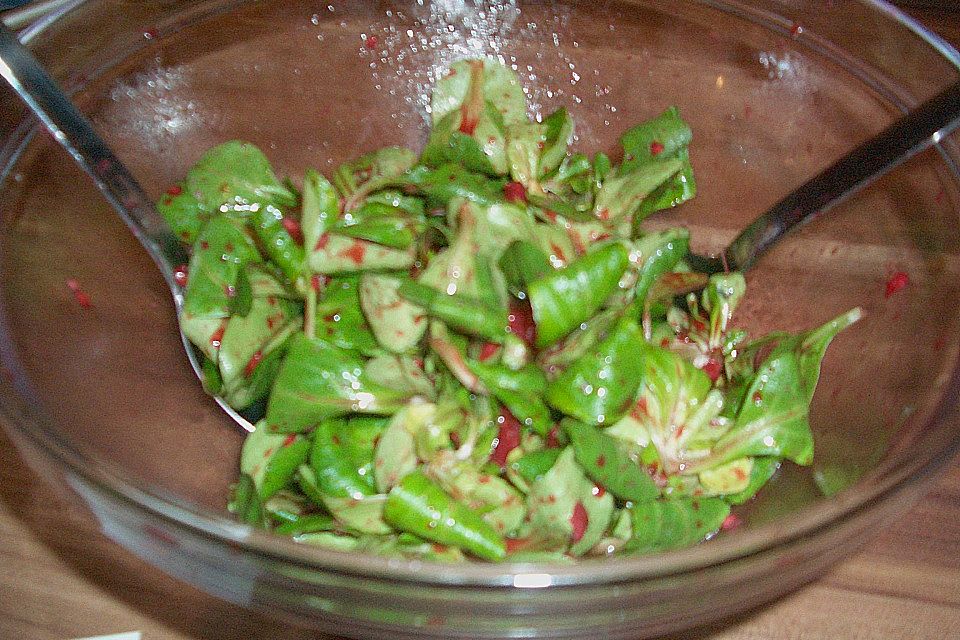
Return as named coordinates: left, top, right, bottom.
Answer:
left=3, top=6, right=960, bottom=640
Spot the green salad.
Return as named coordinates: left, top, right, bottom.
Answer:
left=160, top=58, right=861, bottom=562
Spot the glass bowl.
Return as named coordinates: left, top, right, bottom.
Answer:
left=1, top=1, right=959, bottom=638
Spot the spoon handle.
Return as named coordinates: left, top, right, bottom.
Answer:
left=723, top=79, right=960, bottom=272
left=0, top=24, right=187, bottom=287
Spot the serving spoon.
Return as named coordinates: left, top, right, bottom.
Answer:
left=1, top=22, right=958, bottom=431
left=0, top=24, right=256, bottom=430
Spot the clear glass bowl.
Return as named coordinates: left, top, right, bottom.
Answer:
left=1, top=1, right=958, bottom=638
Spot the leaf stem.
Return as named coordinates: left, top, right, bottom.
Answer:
left=305, top=286, right=317, bottom=340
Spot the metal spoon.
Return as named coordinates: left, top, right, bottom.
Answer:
left=1, top=22, right=958, bottom=428
left=687, top=78, right=960, bottom=274
left=0, top=23, right=255, bottom=431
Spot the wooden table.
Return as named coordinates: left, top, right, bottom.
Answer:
left=3, top=7, right=960, bottom=640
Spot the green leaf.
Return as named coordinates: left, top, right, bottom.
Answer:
left=625, top=497, right=729, bottom=554
left=342, top=416, right=389, bottom=482
left=427, top=450, right=526, bottom=537
left=422, top=109, right=500, bottom=176
left=265, top=333, right=411, bottom=433
left=467, top=360, right=552, bottom=435
left=510, top=448, right=563, bottom=483
left=499, top=240, right=552, bottom=296
left=334, top=146, right=418, bottom=201
left=384, top=470, right=506, bottom=561
left=314, top=276, right=381, bottom=356
left=360, top=274, right=427, bottom=353
left=726, top=457, right=780, bottom=504
left=157, top=183, right=205, bottom=244
left=545, top=317, right=647, bottom=425
left=566, top=421, right=659, bottom=502
left=331, top=214, right=421, bottom=249
left=374, top=402, right=435, bottom=492
left=528, top=242, right=630, bottom=348
left=308, top=233, right=415, bottom=274
left=593, top=158, right=682, bottom=224
left=469, top=200, right=539, bottom=259
left=239, top=422, right=311, bottom=500
left=620, top=107, right=693, bottom=170
left=632, top=343, right=728, bottom=475
left=620, top=107, right=697, bottom=218
left=702, top=273, right=747, bottom=349
left=630, top=229, right=690, bottom=306
left=505, top=122, right=545, bottom=189
left=697, top=457, right=753, bottom=496
left=228, top=473, right=266, bottom=526
left=430, top=58, right=527, bottom=128
left=183, top=217, right=262, bottom=319
left=310, top=419, right=377, bottom=498
left=364, top=353, right=435, bottom=397
left=525, top=447, right=614, bottom=555
left=301, top=169, right=339, bottom=263
left=505, top=108, right=575, bottom=190
left=537, top=307, right=618, bottom=375
left=402, top=163, right=506, bottom=209
left=218, top=294, right=301, bottom=403
left=228, top=265, right=254, bottom=317
left=180, top=217, right=262, bottom=361
left=504, top=108, right=575, bottom=190
left=420, top=202, right=478, bottom=287
left=322, top=494, right=392, bottom=535
left=539, top=107, right=575, bottom=177
left=250, top=204, right=305, bottom=283
left=701, top=308, right=862, bottom=469
left=184, top=140, right=296, bottom=212
left=274, top=513, right=337, bottom=536
left=398, top=279, right=508, bottom=343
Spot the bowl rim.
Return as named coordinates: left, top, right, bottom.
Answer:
left=3, top=0, right=960, bottom=588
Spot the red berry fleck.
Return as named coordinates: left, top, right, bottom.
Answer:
left=490, top=409, right=521, bottom=466
left=166, top=184, right=182, bottom=196
left=702, top=356, right=723, bottom=382
left=478, top=342, right=500, bottom=362
left=340, top=241, right=366, bottom=265
left=315, top=232, right=331, bottom=251
left=650, top=140, right=665, bottom=155
left=595, top=454, right=606, bottom=468
left=570, top=502, right=589, bottom=543
left=721, top=513, right=742, bottom=532
left=507, top=299, right=536, bottom=348
left=282, top=217, right=304, bottom=245
left=503, top=181, right=527, bottom=203
left=546, top=425, right=561, bottom=448
left=789, top=21, right=802, bottom=36
left=282, top=434, right=297, bottom=447
left=244, top=350, right=264, bottom=377
left=364, top=35, right=378, bottom=49
left=885, top=271, right=909, bottom=298
left=173, top=264, right=189, bottom=287
left=311, top=274, right=329, bottom=293
left=210, top=324, right=226, bottom=348
left=65, top=279, right=92, bottom=308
